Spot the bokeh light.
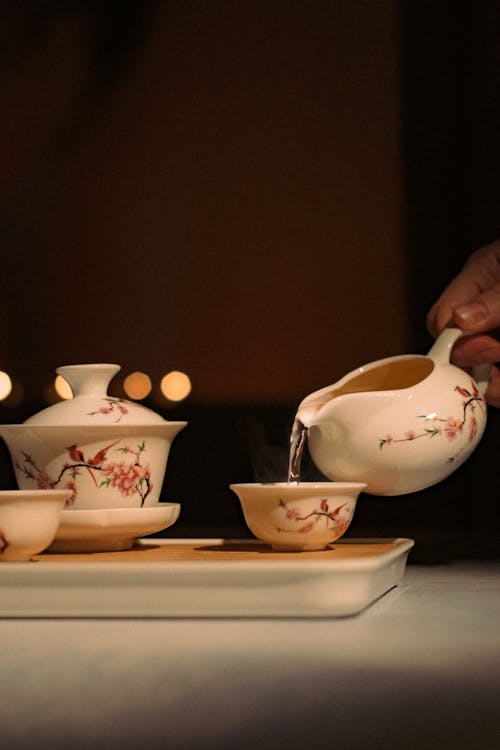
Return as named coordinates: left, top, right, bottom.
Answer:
left=160, top=371, right=192, bottom=402
left=3, top=378, right=24, bottom=407
left=54, top=374, right=73, bottom=400
left=124, top=371, right=152, bottom=400
left=0, top=371, right=12, bottom=400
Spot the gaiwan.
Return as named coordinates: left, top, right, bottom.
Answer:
left=0, top=364, right=186, bottom=510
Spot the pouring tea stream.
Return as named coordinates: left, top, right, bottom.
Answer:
left=288, top=328, right=489, bottom=495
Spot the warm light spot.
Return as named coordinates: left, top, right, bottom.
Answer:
left=3, top=378, right=23, bottom=406
left=160, top=371, right=192, bottom=401
left=55, top=374, right=73, bottom=400
left=0, top=371, right=12, bottom=400
left=123, top=371, right=152, bottom=400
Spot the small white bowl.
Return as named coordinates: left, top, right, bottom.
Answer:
left=0, top=490, right=70, bottom=562
left=0, top=423, right=186, bottom=511
left=230, top=482, right=366, bottom=552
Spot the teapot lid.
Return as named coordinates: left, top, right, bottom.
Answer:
left=24, top=364, right=167, bottom=426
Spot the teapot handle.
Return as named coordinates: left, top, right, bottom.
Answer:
left=427, top=327, right=491, bottom=397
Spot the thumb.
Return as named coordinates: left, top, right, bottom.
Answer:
left=453, top=284, right=500, bottom=331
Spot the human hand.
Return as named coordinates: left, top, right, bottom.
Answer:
left=426, top=240, right=500, bottom=407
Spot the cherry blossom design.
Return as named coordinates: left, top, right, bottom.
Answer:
left=15, top=440, right=153, bottom=507
left=379, top=381, right=485, bottom=462
left=276, top=498, right=348, bottom=534
left=98, top=443, right=152, bottom=503
left=86, top=397, right=129, bottom=423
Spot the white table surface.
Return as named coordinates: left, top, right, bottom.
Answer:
left=1, top=560, right=499, bottom=750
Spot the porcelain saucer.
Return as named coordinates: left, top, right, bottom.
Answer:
left=47, top=503, right=180, bottom=553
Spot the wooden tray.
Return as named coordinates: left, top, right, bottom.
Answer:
left=0, top=537, right=414, bottom=618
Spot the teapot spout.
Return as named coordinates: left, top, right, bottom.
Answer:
left=295, top=384, right=338, bottom=427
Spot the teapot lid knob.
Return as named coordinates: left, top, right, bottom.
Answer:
left=56, top=364, right=121, bottom=398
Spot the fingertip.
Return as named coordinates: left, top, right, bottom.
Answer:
left=427, top=306, right=454, bottom=337
left=425, top=311, right=436, bottom=338
left=453, top=302, right=488, bottom=331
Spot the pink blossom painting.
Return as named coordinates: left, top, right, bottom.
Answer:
left=379, top=381, right=485, bottom=462
left=15, top=440, right=153, bottom=507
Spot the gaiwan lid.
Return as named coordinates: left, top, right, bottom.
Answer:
left=25, top=364, right=167, bottom=426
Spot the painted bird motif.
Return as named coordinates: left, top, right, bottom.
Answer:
left=87, top=440, right=121, bottom=467
left=66, top=444, right=97, bottom=485
left=66, top=445, right=85, bottom=463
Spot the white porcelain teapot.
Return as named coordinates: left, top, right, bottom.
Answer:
left=291, top=328, right=489, bottom=495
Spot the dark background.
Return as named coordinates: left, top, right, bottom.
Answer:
left=0, top=1, right=498, bottom=561
left=399, top=0, right=500, bottom=560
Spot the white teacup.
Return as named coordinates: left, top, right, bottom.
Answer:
left=230, top=482, right=366, bottom=552
left=0, top=489, right=70, bottom=561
